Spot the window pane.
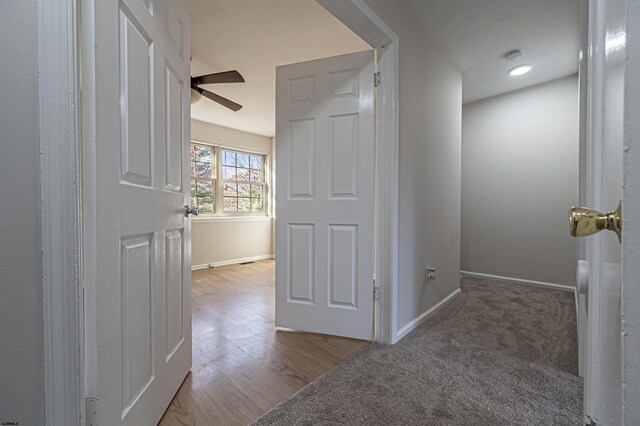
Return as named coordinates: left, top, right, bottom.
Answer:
left=250, top=185, right=262, bottom=198
left=223, top=166, right=237, bottom=180
left=195, top=180, right=213, bottom=198
left=193, top=145, right=212, bottom=163
left=251, top=196, right=263, bottom=212
left=249, top=169, right=262, bottom=182
left=238, top=184, right=250, bottom=197
left=192, top=161, right=212, bottom=178
left=251, top=185, right=263, bottom=211
left=197, top=197, right=213, bottom=213
left=250, top=155, right=262, bottom=170
left=237, top=153, right=250, bottom=168
left=223, top=151, right=236, bottom=166
left=190, top=143, right=216, bottom=215
left=238, top=198, right=251, bottom=212
left=224, top=197, right=238, bottom=212
left=236, top=167, right=250, bottom=181
left=224, top=183, right=238, bottom=197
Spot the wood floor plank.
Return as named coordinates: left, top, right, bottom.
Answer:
left=159, top=260, right=369, bottom=425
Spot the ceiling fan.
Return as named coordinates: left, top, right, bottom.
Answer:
left=190, top=70, right=245, bottom=111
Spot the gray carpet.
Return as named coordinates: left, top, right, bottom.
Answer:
left=253, top=277, right=583, bottom=425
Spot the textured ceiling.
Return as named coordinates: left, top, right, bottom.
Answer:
left=406, top=0, right=581, bottom=103
left=186, top=0, right=369, bottom=137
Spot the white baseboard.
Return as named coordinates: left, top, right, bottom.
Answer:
left=394, top=288, right=462, bottom=343
left=460, top=271, right=576, bottom=293
left=192, top=254, right=274, bottom=271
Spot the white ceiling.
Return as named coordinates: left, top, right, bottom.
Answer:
left=185, top=0, right=369, bottom=137
left=406, top=0, right=581, bottom=104
left=187, top=0, right=582, bottom=134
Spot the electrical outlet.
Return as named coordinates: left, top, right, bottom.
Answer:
left=425, top=267, right=436, bottom=283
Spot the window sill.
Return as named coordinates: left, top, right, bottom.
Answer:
left=191, top=215, right=273, bottom=224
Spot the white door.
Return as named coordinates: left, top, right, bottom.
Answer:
left=581, top=0, right=630, bottom=424
left=84, top=0, right=192, bottom=424
left=275, top=50, right=375, bottom=340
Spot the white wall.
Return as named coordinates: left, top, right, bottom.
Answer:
left=461, top=75, right=580, bottom=286
left=0, top=1, right=44, bottom=424
left=363, top=0, right=463, bottom=338
left=191, top=120, right=274, bottom=268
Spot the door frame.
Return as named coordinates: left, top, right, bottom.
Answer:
left=581, top=0, right=640, bottom=423
left=39, top=0, right=83, bottom=424
left=622, top=0, right=640, bottom=421
left=317, top=0, right=400, bottom=344
left=40, top=0, right=400, bottom=423
left=582, top=0, right=607, bottom=415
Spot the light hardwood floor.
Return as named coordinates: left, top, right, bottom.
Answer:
left=159, top=259, right=370, bottom=426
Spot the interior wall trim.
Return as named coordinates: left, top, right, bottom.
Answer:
left=395, top=288, right=462, bottom=341
left=460, top=271, right=576, bottom=293
left=39, top=0, right=83, bottom=423
left=192, top=254, right=274, bottom=271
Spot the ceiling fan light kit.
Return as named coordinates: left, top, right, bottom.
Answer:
left=190, top=88, right=202, bottom=104
left=190, top=69, right=245, bottom=111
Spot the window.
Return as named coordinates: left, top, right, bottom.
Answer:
left=222, top=149, right=265, bottom=213
left=190, top=142, right=267, bottom=216
left=190, top=143, right=215, bottom=213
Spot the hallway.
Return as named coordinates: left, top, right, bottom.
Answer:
left=256, top=277, right=582, bottom=425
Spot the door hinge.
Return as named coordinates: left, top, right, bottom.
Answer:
left=85, top=397, right=99, bottom=426
left=585, top=415, right=596, bottom=426
left=373, top=278, right=380, bottom=301
left=374, top=71, right=381, bottom=87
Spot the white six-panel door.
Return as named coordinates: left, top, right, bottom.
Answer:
left=86, top=0, right=192, bottom=424
left=275, top=50, right=375, bottom=340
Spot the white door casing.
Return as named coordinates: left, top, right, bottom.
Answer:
left=275, top=50, right=375, bottom=340
left=83, top=0, right=192, bottom=424
left=583, top=0, right=626, bottom=424
left=621, top=0, right=640, bottom=422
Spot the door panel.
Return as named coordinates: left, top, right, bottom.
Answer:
left=165, top=229, right=185, bottom=361
left=87, top=0, right=192, bottom=424
left=165, top=65, right=185, bottom=192
left=287, top=224, right=315, bottom=304
left=275, top=50, right=375, bottom=340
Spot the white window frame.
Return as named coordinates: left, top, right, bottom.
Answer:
left=190, top=140, right=270, bottom=218
left=220, top=147, right=267, bottom=215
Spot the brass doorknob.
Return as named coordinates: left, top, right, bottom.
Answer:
left=569, top=202, right=622, bottom=242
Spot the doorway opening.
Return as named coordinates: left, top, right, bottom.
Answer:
left=161, top=1, right=395, bottom=423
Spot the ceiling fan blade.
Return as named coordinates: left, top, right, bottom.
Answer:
left=192, top=70, right=245, bottom=85
left=196, top=88, right=243, bottom=112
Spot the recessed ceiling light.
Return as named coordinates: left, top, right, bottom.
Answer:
left=509, top=64, right=532, bottom=76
